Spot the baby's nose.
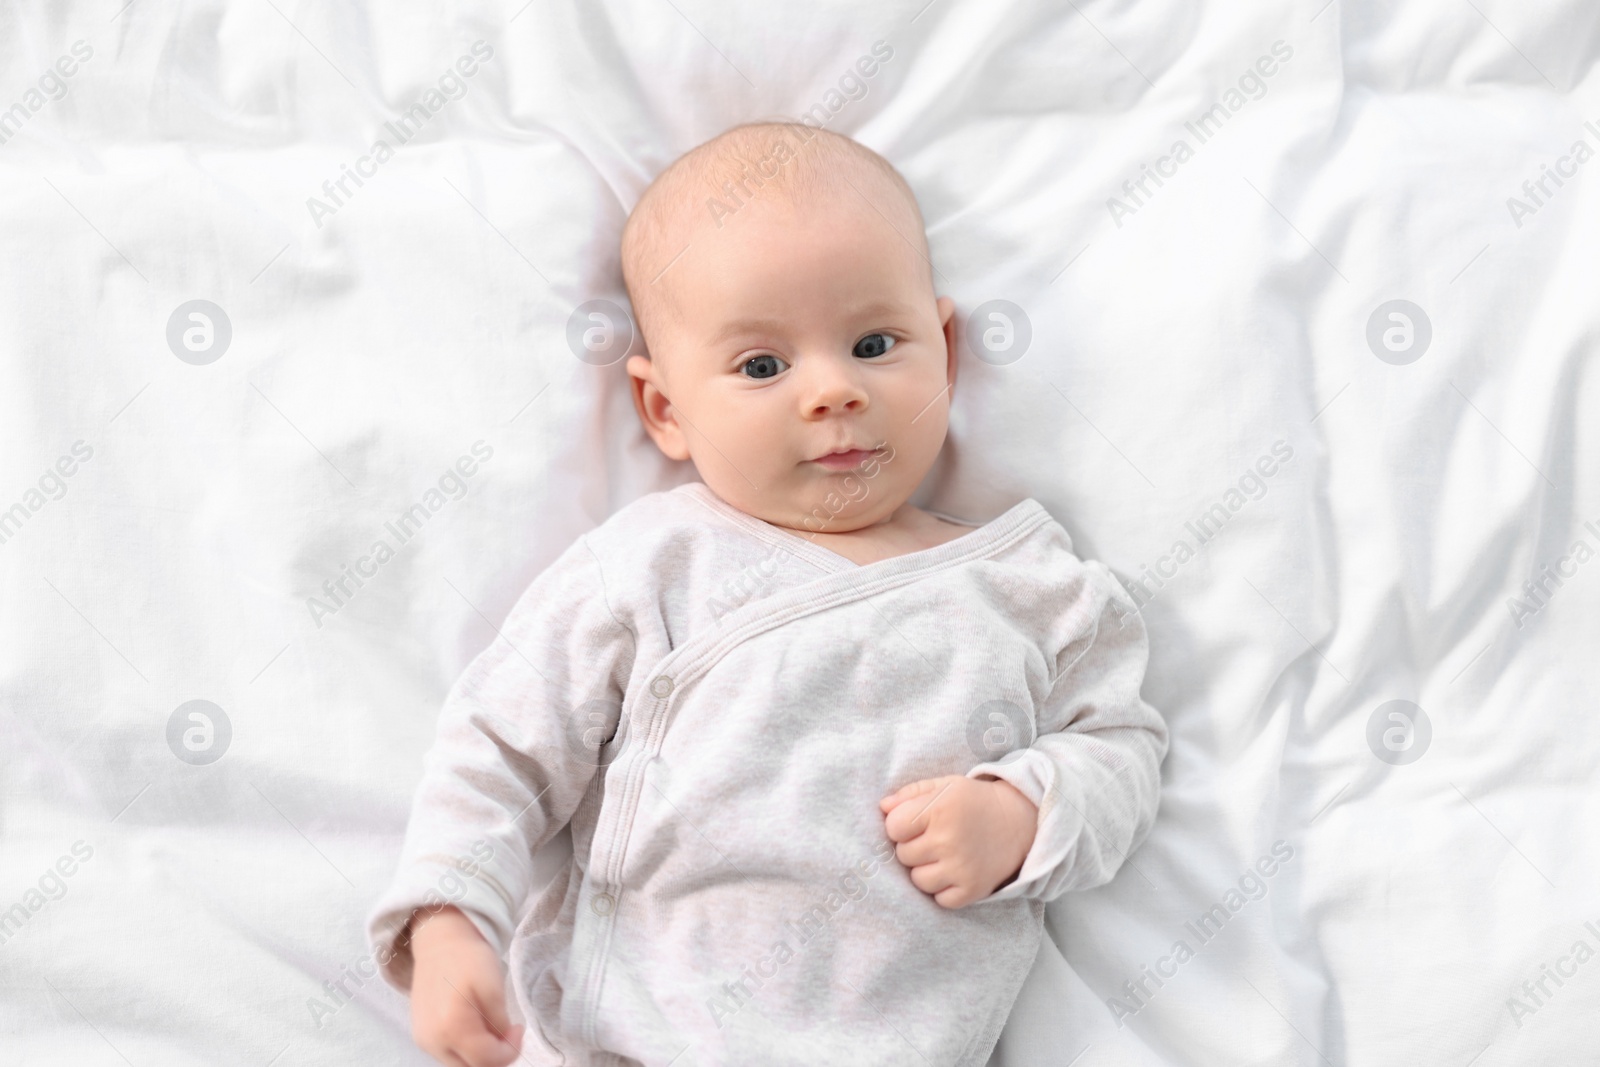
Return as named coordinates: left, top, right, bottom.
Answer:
left=803, top=360, right=869, bottom=415
left=809, top=392, right=864, bottom=416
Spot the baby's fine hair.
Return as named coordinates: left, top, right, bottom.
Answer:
left=620, top=122, right=927, bottom=342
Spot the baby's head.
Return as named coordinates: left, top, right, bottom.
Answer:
left=622, top=122, right=956, bottom=536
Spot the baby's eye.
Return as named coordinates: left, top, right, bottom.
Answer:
left=853, top=333, right=896, bottom=359
left=741, top=354, right=789, bottom=380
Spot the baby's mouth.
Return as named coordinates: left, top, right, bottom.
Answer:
left=809, top=445, right=884, bottom=471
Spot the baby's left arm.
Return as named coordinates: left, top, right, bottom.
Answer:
left=880, top=773, right=1041, bottom=908
left=882, top=560, right=1169, bottom=908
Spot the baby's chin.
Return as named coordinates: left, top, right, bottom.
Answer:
left=766, top=492, right=909, bottom=537
left=695, top=460, right=922, bottom=534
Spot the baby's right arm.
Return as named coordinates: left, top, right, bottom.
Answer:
left=366, top=536, right=636, bottom=1061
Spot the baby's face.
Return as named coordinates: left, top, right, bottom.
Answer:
left=627, top=192, right=956, bottom=535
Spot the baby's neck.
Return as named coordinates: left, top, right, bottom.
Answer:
left=787, top=504, right=971, bottom=567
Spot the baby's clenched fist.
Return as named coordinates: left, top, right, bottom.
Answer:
left=880, top=775, right=1038, bottom=908
left=407, top=906, right=524, bottom=1067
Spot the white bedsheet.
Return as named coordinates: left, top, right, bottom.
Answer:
left=2, top=2, right=1596, bottom=1064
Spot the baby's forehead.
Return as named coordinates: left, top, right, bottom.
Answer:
left=621, top=125, right=925, bottom=321
left=643, top=124, right=913, bottom=231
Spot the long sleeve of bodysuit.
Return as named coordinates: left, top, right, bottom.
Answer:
left=366, top=536, right=635, bottom=990
left=965, top=558, right=1168, bottom=904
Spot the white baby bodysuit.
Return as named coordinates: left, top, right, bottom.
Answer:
left=368, top=480, right=1168, bottom=1067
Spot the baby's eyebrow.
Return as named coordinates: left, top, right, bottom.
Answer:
left=710, top=302, right=918, bottom=346
left=843, top=299, right=916, bottom=321
left=708, top=318, right=788, bottom=346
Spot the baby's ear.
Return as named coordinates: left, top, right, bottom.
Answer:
left=937, top=296, right=959, bottom=392
left=625, top=354, right=691, bottom=461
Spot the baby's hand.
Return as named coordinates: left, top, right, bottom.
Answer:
left=880, top=775, right=1038, bottom=908
left=407, top=906, right=524, bottom=1067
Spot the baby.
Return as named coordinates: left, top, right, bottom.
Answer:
left=368, top=122, right=1168, bottom=1067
